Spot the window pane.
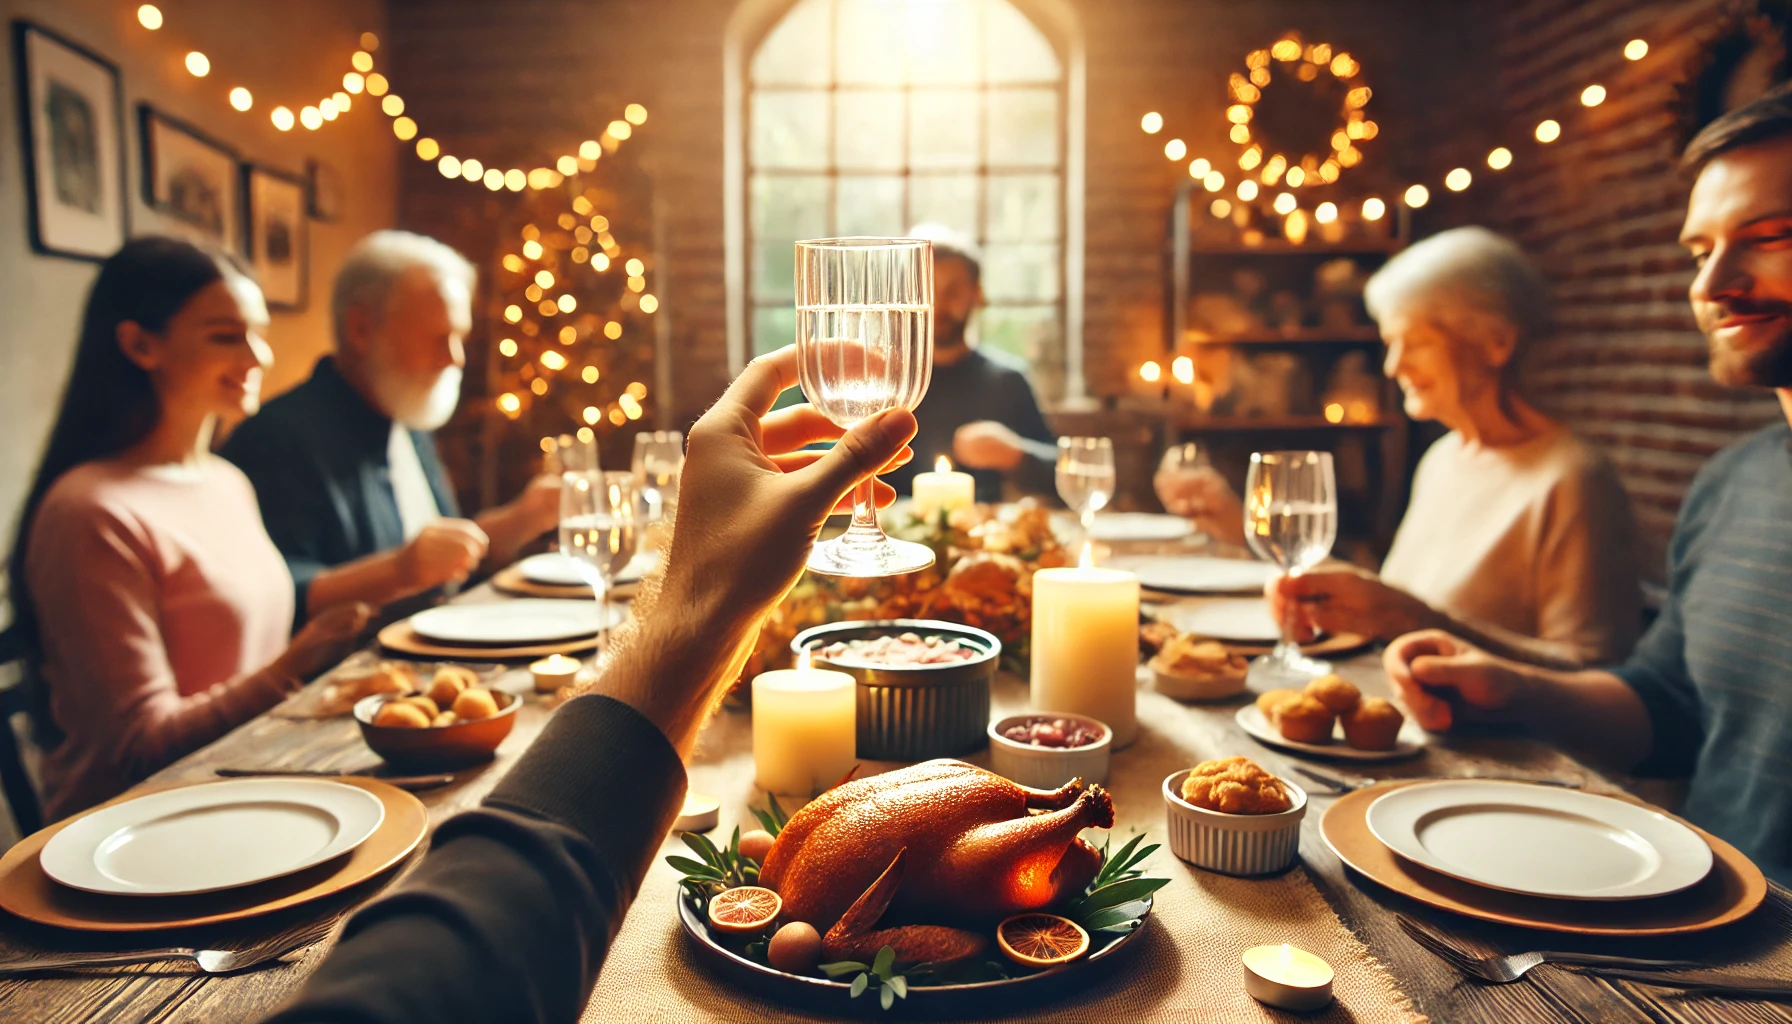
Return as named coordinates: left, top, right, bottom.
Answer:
left=835, top=91, right=904, bottom=170
left=752, top=0, right=831, bottom=86
left=836, top=175, right=905, bottom=236
left=987, top=88, right=1057, bottom=167
left=979, top=305, right=1059, bottom=366
left=983, top=242, right=1059, bottom=302
left=910, top=90, right=980, bottom=169
left=836, top=0, right=906, bottom=86
left=904, top=0, right=981, bottom=85
left=752, top=174, right=829, bottom=302
left=909, top=174, right=979, bottom=237
left=752, top=91, right=829, bottom=170
left=985, top=2, right=1060, bottom=83
left=987, top=173, right=1058, bottom=242
left=754, top=305, right=797, bottom=358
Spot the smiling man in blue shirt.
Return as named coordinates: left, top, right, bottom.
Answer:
left=1382, top=82, right=1792, bottom=885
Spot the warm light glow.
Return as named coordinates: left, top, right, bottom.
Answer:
left=620, top=395, right=644, bottom=420
left=525, top=284, right=543, bottom=302
left=1284, top=209, right=1309, bottom=244
left=627, top=276, right=646, bottom=293
left=540, top=350, right=567, bottom=371
left=1346, top=86, right=1372, bottom=109
left=627, top=381, right=648, bottom=399
left=527, top=167, right=555, bottom=190
left=625, top=258, right=645, bottom=277
left=1488, top=146, right=1513, bottom=170
left=382, top=94, right=404, bottom=116
left=352, top=50, right=374, bottom=73
left=1285, top=166, right=1306, bottom=187
left=604, top=321, right=623, bottom=340
left=361, top=32, right=380, bottom=51
left=333, top=91, right=351, bottom=112
left=1139, top=361, right=1162, bottom=383
left=1271, top=38, right=1302, bottom=61
left=393, top=116, right=417, bottom=140
left=320, top=98, right=340, bottom=120
left=1536, top=119, right=1561, bottom=143
left=1141, top=111, right=1163, bottom=134
left=483, top=168, right=504, bottom=191
left=137, top=5, right=163, bottom=29
left=505, top=168, right=527, bottom=191
left=1171, top=356, right=1194, bottom=384
left=578, top=426, right=595, bottom=443
left=185, top=51, right=210, bottom=77
left=344, top=72, right=365, bottom=94
left=640, top=294, right=660, bottom=314
left=415, top=138, right=440, bottom=161
left=497, top=393, right=521, bottom=415
left=1324, top=402, right=1345, bottom=423
left=582, top=406, right=600, bottom=425
left=533, top=270, right=553, bottom=289
left=1315, top=201, right=1338, bottom=224
left=1445, top=167, right=1472, bottom=191
left=1203, top=171, right=1225, bottom=192
left=576, top=142, right=600, bottom=164
left=1237, top=180, right=1259, bottom=201
left=582, top=366, right=599, bottom=383
left=365, top=73, right=388, bottom=96
left=1625, top=39, right=1649, bottom=60
left=272, top=106, right=295, bottom=131
left=607, top=119, right=632, bottom=139
left=1273, top=192, right=1297, bottom=215
left=1229, top=124, right=1251, bottom=144
left=1261, top=153, right=1286, bottom=184
left=625, top=103, right=648, bottom=124
left=460, top=158, right=484, bottom=182
left=1318, top=159, right=1340, bottom=183
left=559, top=326, right=578, bottom=344
left=1159, top=138, right=1185, bottom=161
left=1187, top=158, right=1210, bottom=179
left=531, top=378, right=549, bottom=396
left=498, top=338, right=518, bottom=357
left=1581, top=84, right=1606, bottom=107
left=558, top=294, right=577, bottom=313
left=1362, top=197, right=1386, bottom=221
left=1210, top=198, right=1232, bottom=218
left=1338, top=145, right=1362, bottom=168
left=1226, top=104, right=1252, bottom=125
left=1404, top=184, right=1430, bottom=208
left=557, top=154, right=578, bottom=176
left=299, top=105, right=321, bottom=130
left=229, top=87, right=252, bottom=111
left=503, top=304, right=522, bottom=323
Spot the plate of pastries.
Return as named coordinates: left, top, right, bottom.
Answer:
left=1236, top=675, right=1426, bottom=761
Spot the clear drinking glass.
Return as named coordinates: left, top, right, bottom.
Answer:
left=796, top=237, right=935, bottom=578
left=560, top=470, right=639, bottom=658
left=631, top=429, right=684, bottom=523
left=1056, top=436, right=1117, bottom=534
left=1242, top=450, right=1339, bottom=687
left=546, top=432, right=600, bottom=477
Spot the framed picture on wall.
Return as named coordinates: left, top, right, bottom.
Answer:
left=306, top=159, right=343, bottom=222
left=12, top=21, right=128, bottom=261
left=245, top=164, right=307, bottom=310
left=139, top=105, right=241, bottom=253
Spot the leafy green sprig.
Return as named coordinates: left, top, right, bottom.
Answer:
left=668, top=827, right=758, bottom=904
left=1064, top=833, right=1168, bottom=934
left=818, top=945, right=910, bottom=1011
left=747, top=792, right=788, bottom=838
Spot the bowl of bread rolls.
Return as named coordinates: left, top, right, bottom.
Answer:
left=353, top=666, right=520, bottom=768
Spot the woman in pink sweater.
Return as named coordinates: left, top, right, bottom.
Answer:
left=10, top=237, right=368, bottom=820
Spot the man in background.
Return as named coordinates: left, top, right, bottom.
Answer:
left=882, top=225, right=1057, bottom=503
left=223, top=230, right=558, bottom=625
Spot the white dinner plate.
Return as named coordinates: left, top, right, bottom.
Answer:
left=1235, top=704, right=1427, bottom=763
left=1087, top=513, right=1196, bottom=543
left=40, top=779, right=385, bottom=896
left=518, top=551, right=658, bottom=587
left=1365, top=781, right=1714, bottom=900
left=1107, top=556, right=1278, bottom=595
left=1153, top=597, right=1283, bottom=642
left=408, top=599, right=617, bottom=645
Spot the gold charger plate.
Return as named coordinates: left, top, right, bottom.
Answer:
left=0, top=777, right=426, bottom=932
left=1320, top=781, right=1767, bottom=935
left=492, top=566, right=642, bottom=601
left=378, top=620, right=599, bottom=659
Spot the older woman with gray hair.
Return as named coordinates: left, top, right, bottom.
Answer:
left=1161, top=227, right=1640, bottom=665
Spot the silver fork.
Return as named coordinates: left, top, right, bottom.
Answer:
left=0, top=918, right=335, bottom=976
left=1396, top=915, right=1707, bottom=983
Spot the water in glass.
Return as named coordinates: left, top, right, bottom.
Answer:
left=1056, top=436, right=1116, bottom=532
left=560, top=470, right=639, bottom=657
left=1243, top=450, right=1338, bottom=686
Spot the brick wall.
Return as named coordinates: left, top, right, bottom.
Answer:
left=1416, top=0, right=1783, bottom=575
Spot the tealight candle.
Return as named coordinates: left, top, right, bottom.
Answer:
left=530, top=653, right=581, bottom=693
left=752, top=652, right=856, bottom=801
left=674, top=793, right=720, bottom=833
left=1030, top=547, right=1140, bottom=747
left=911, top=455, right=975, bottom=521
left=1242, top=944, right=1334, bottom=1012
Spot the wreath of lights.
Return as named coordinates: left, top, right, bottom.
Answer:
left=1226, top=34, right=1375, bottom=192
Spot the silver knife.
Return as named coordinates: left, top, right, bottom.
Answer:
left=1569, top=966, right=1792, bottom=998
left=215, top=768, right=455, bottom=791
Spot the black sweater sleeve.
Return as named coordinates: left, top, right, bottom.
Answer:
left=263, top=695, right=688, bottom=1024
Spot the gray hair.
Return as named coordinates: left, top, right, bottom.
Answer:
left=1364, top=226, right=1549, bottom=346
left=906, top=222, right=982, bottom=285
left=331, top=230, right=476, bottom=345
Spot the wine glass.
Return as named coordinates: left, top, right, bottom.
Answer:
left=546, top=432, right=600, bottom=477
left=560, top=470, right=639, bottom=659
left=1056, top=436, right=1116, bottom=536
left=796, top=237, right=935, bottom=578
left=1242, top=450, right=1338, bottom=687
left=631, top=429, right=684, bottom=525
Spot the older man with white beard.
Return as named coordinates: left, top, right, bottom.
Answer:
left=224, top=231, right=559, bottom=623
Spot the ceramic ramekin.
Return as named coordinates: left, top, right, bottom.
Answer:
left=1162, top=768, right=1307, bottom=875
left=988, top=712, right=1112, bottom=788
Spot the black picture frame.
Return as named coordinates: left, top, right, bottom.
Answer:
left=12, top=20, right=128, bottom=261
left=139, top=103, right=242, bottom=254
left=306, top=158, right=343, bottom=222
left=243, top=163, right=308, bottom=310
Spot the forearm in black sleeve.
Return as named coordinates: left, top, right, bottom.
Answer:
left=264, top=695, right=688, bottom=1024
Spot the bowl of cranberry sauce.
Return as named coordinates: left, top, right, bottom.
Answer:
left=988, top=712, right=1112, bottom=789
left=794, top=620, right=1000, bottom=760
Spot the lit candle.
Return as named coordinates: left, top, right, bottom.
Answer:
left=1242, top=944, right=1334, bottom=1012
left=1030, top=544, right=1140, bottom=747
left=530, top=653, right=581, bottom=693
left=911, top=455, right=976, bottom=522
left=752, top=650, right=857, bottom=801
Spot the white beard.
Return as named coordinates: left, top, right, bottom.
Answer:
left=374, top=364, right=463, bottom=431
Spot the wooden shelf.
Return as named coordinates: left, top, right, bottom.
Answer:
left=1186, top=239, right=1402, bottom=256
left=1184, top=327, right=1381, bottom=346
left=1172, top=414, right=1404, bottom=432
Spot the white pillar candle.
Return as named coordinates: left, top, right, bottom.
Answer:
left=1242, top=944, right=1334, bottom=1011
left=752, top=658, right=857, bottom=800
left=1030, top=557, right=1140, bottom=748
left=911, top=455, right=976, bottom=521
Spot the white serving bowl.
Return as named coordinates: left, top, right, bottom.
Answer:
left=988, top=713, right=1111, bottom=788
left=1163, top=768, right=1306, bottom=876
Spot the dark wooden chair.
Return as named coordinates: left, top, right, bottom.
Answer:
left=0, top=628, right=44, bottom=838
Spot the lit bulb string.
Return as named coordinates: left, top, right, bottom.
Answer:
left=1139, top=35, right=1653, bottom=219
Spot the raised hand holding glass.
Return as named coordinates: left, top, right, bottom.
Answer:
left=1243, top=450, right=1338, bottom=687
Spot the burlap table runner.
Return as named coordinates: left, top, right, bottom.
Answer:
left=582, top=674, right=1425, bottom=1023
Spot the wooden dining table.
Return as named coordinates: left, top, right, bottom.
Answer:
left=0, top=550, right=1789, bottom=1023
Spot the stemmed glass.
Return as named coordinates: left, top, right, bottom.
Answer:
left=1056, top=436, right=1116, bottom=535
left=1242, top=450, right=1339, bottom=687
left=560, top=470, right=639, bottom=659
left=631, top=430, right=684, bottom=524
left=796, top=237, right=935, bottom=578
left=1155, top=443, right=1210, bottom=502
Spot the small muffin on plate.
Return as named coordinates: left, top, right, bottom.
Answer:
left=1341, top=696, right=1405, bottom=750
left=1179, top=756, right=1294, bottom=815
left=1304, top=674, right=1361, bottom=715
left=1255, top=688, right=1300, bottom=721
left=1275, top=694, right=1336, bottom=744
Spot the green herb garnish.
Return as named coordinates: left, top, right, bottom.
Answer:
left=818, top=945, right=911, bottom=1011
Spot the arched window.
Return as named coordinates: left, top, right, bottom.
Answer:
left=733, top=0, right=1076, bottom=396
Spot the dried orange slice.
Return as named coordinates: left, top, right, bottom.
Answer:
left=707, top=885, right=783, bottom=934
left=996, top=913, right=1090, bottom=967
